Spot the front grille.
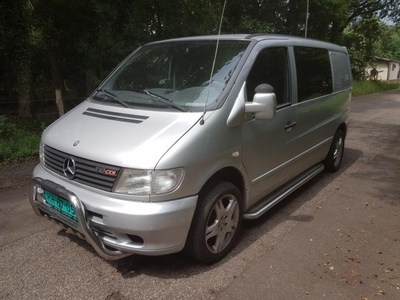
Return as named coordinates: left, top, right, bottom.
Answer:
left=43, top=145, right=120, bottom=191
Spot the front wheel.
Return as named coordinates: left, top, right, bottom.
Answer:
left=324, top=129, right=345, bottom=173
left=187, top=182, right=243, bottom=264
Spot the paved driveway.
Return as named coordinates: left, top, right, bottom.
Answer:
left=1, top=90, right=399, bottom=300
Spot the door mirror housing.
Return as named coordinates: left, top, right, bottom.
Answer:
left=245, top=84, right=276, bottom=120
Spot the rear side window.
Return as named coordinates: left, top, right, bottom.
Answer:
left=294, top=47, right=332, bottom=102
left=330, top=51, right=352, bottom=91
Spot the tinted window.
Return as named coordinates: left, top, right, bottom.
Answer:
left=246, top=47, right=289, bottom=106
left=330, top=51, right=351, bottom=91
left=294, top=47, right=332, bottom=102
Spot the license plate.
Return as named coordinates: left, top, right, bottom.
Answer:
left=44, top=190, right=77, bottom=222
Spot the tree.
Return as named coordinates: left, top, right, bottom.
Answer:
left=344, top=17, right=391, bottom=80
left=377, top=24, right=400, bottom=60
left=1, top=0, right=399, bottom=118
left=0, top=0, right=34, bottom=116
left=29, top=0, right=221, bottom=98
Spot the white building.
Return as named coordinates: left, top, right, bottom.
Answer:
left=366, top=57, right=400, bottom=81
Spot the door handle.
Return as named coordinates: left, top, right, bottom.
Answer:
left=284, top=121, right=297, bottom=131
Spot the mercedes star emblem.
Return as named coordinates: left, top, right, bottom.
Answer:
left=63, top=158, right=76, bottom=179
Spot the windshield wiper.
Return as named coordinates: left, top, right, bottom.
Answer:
left=95, top=89, right=132, bottom=108
left=142, top=90, right=189, bottom=112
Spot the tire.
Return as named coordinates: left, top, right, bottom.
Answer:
left=187, top=182, right=243, bottom=264
left=324, top=129, right=345, bottom=173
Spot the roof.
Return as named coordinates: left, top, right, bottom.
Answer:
left=146, top=34, right=347, bottom=53
left=374, top=56, right=400, bottom=63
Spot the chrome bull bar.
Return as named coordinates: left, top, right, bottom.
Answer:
left=29, top=177, right=131, bottom=260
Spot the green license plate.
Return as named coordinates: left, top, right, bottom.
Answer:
left=44, top=190, right=77, bottom=222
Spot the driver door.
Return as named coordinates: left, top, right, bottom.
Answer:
left=241, top=44, right=297, bottom=205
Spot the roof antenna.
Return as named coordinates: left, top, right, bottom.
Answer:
left=305, top=0, right=310, bottom=38
left=200, top=0, right=227, bottom=125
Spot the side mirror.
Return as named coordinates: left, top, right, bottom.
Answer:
left=245, top=84, right=276, bottom=120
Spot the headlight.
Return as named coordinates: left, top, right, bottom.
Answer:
left=39, top=143, right=45, bottom=165
left=114, top=168, right=184, bottom=195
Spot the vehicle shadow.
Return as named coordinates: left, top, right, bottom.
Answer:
left=237, top=146, right=362, bottom=240
left=60, top=147, right=363, bottom=279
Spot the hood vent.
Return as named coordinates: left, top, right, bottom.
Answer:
left=83, top=108, right=149, bottom=124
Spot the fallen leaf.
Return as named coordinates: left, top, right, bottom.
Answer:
left=384, top=268, right=394, bottom=273
left=374, top=290, right=385, bottom=296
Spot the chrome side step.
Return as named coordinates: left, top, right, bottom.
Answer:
left=243, top=163, right=324, bottom=220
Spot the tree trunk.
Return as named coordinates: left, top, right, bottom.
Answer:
left=50, top=58, right=64, bottom=91
left=86, top=68, right=98, bottom=96
left=17, top=63, right=31, bottom=117
left=55, top=89, right=64, bottom=116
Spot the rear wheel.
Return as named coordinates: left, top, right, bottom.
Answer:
left=324, top=129, right=345, bottom=173
left=187, top=182, right=242, bottom=264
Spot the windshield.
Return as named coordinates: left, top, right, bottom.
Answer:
left=92, top=39, right=250, bottom=112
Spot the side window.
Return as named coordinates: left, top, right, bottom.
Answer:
left=294, top=47, right=332, bottom=102
left=246, top=47, right=290, bottom=106
left=330, top=51, right=351, bottom=91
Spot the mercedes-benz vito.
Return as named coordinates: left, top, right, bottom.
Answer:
left=29, top=34, right=352, bottom=264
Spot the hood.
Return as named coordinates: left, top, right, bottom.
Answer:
left=42, top=101, right=202, bottom=169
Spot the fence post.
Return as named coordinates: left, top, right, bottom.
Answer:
left=55, top=89, right=64, bottom=116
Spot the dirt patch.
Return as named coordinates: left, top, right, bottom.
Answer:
left=0, top=160, right=38, bottom=190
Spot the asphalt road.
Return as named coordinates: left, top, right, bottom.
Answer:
left=1, top=90, right=399, bottom=300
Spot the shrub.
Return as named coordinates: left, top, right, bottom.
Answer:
left=0, top=115, right=41, bottom=166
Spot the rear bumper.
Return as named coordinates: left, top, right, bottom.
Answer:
left=29, top=166, right=197, bottom=260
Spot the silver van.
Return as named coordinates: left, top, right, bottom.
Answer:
left=29, top=34, right=352, bottom=264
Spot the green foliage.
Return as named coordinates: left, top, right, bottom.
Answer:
left=344, top=17, right=389, bottom=80
left=0, top=116, right=18, bottom=138
left=377, top=25, right=400, bottom=60
left=0, top=0, right=400, bottom=116
left=308, top=0, right=350, bottom=42
left=0, top=115, right=42, bottom=166
left=343, top=19, right=400, bottom=80
left=0, top=0, right=32, bottom=72
left=234, top=15, right=274, bottom=33
left=352, top=80, right=400, bottom=97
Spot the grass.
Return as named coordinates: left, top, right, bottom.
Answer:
left=352, top=80, right=400, bottom=97
left=1, top=80, right=399, bottom=166
left=0, top=116, right=43, bottom=166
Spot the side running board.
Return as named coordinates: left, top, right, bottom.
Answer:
left=243, top=163, right=324, bottom=220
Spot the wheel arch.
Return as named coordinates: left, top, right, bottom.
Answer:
left=338, top=122, right=348, bottom=138
left=198, top=166, right=245, bottom=206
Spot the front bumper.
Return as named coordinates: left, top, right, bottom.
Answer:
left=29, top=166, right=198, bottom=260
